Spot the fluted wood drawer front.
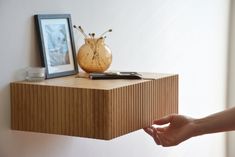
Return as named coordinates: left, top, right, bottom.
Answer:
left=10, top=73, right=178, bottom=140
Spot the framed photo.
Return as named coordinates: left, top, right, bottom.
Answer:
left=34, top=14, right=78, bottom=79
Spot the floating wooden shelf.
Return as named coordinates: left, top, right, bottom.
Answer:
left=10, top=73, right=178, bottom=140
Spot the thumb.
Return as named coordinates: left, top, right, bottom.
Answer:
left=153, top=115, right=173, bottom=125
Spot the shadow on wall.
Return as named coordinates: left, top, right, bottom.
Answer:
left=0, top=85, right=11, bottom=130
left=30, top=15, right=42, bottom=67
left=0, top=130, right=73, bottom=157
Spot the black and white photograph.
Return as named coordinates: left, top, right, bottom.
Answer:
left=35, top=14, right=78, bottom=78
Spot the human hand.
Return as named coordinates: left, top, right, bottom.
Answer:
left=144, top=114, right=195, bottom=147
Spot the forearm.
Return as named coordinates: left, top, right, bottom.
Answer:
left=192, top=107, right=235, bottom=137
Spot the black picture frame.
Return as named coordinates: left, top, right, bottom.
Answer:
left=34, top=14, right=78, bottom=79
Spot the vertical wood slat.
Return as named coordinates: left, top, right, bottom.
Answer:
left=10, top=84, right=16, bottom=129
left=36, top=85, right=41, bottom=132
left=41, top=84, right=46, bottom=132
left=10, top=73, right=178, bottom=140
left=53, top=87, right=58, bottom=134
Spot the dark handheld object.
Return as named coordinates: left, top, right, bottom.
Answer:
left=89, top=72, right=142, bottom=80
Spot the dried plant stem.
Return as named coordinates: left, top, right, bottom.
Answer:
left=100, top=29, right=112, bottom=37
left=73, top=25, right=88, bottom=38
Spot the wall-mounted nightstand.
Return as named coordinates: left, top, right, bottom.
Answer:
left=10, top=73, right=178, bottom=140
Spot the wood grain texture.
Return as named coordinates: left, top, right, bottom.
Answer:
left=10, top=73, right=178, bottom=140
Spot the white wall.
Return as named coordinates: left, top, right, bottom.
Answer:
left=0, top=0, right=230, bottom=157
